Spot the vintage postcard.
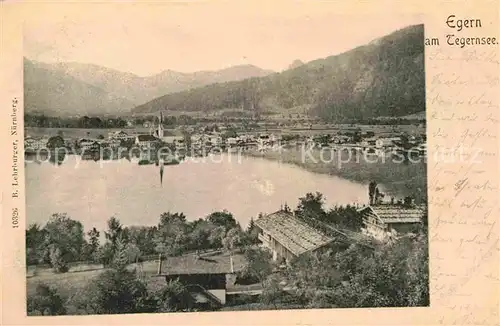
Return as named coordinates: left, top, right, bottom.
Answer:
left=1, top=1, right=498, bottom=325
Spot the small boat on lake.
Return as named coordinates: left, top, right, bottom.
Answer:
left=138, top=159, right=154, bottom=166
left=164, top=158, right=180, bottom=165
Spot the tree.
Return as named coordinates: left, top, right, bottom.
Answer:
left=332, top=245, right=366, bottom=280
left=307, top=291, right=335, bottom=309
left=46, top=135, right=65, bottom=150
left=84, top=227, right=100, bottom=262
left=26, top=224, right=46, bottom=265
left=27, top=283, right=66, bottom=316
left=49, top=246, right=68, bottom=273
left=326, top=205, right=363, bottom=231
left=323, top=235, right=429, bottom=308
left=154, top=279, right=195, bottom=312
left=125, top=243, right=142, bottom=265
left=112, top=237, right=132, bottom=270
left=294, top=192, right=326, bottom=220
left=368, top=181, right=378, bottom=205
left=287, top=251, right=342, bottom=298
left=74, top=268, right=154, bottom=314
left=241, top=248, right=273, bottom=285
left=222, top=227, right=243, bottom=253
left=245, top=217, right=260, bottom=245
left=247, top=218, right=256, bottom=233
left=223, top=128, right=238, bottom=138
left=159, top=212, right=186, bottom=227
left=403, top=232, right=429, bottom=306
left=42, top=213, right=86, bottom=264
left=105, top=216, right=124, bottom=248
left=155, top=212, right=189, bottom=256
left=188, top=220, right=213, bottom=251
left=206, top=210, right=238, bottom=230
left=96, top=242, right=115, bottom=267
left=127, top=226, right=157, bottom=256
left=208, top=225, right=226, bottom=249
left=260, top=274, right=283, bottom=309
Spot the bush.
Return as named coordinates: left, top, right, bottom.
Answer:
left=152, top=279, right=195, bottom=312
left=49, top=247, right=68, bottom=273
left=72, top=268, right=155, bottom=314
left=27, top=283, right=66, bottom=316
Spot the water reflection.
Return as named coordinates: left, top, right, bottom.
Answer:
left=26, top=154, right=369, bottom=231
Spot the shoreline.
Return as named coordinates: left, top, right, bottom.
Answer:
left=241, top=147, right=428, bottom=204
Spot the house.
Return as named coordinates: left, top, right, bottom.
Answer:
left=135, top=134, right=159, bottom=148
left=78, top=139, right=100, bottom=152
left=157, top=251, right=246, bottom=310
left=357, top=204, right=426, bottom=241
left=360, top=138, right=377, bottom=148
left=162, top=135, right=185, bottom=145
left=332, top=136, right=346, bottom=144
left=108, top=139, right=122, bottom=149
left=108, top=130, right=130, bottom=140
left=254, top=210, right=334, bottom=264
left=226, top=137, right=239, bottom=147
left=24, top=137, right=48, bottom=151
left=210, top=135, right=223, bottom=146
left=375, top=137, right=401, bottom=149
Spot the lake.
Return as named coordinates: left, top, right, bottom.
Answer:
left=26, top=154, right=370, bottom=231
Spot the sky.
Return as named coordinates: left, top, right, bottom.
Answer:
left=22, top=2, right=424, bottom=76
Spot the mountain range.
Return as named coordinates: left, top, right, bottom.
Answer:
left=133, top=24, right=425, bottom=121
left=25, top=24, right=425, bottom=120
left=24, top=59, right=274, bottom=116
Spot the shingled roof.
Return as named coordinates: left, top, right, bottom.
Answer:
left=159, top=251, right=246, bottom=275
left=358, top=205, right=426, bottom=224
left=254, top=211, right=334, bottom=256
left=136, top=134, right=158, bottom=142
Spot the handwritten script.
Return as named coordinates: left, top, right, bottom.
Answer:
left=427, top=35, right=499, bottom=325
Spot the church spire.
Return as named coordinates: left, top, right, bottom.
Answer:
left=157, top=111, right=164, bottom=139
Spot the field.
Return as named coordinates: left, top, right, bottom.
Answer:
left=27, top=260, right=179, bottom=315
left=27, top=260, right=161, bottom=298
left=27, top=251, right=252, bottom=314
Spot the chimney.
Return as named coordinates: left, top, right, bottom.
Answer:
left=230, top=255, right=234, bottom=273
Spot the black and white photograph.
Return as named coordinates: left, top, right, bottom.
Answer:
left=23, top=4, right=429, bottom=315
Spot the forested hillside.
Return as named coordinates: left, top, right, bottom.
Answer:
left=133, top=24, right=425, bottom=121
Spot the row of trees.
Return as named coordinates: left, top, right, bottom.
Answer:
left=26, top=209, right=260, bottom=272
left=25, top=114, right=128, bottom=129
left=26, top=209, right=265, bottom=315
left=28, top=242, right=204, bottom=315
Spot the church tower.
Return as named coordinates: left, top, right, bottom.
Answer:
left=157, top=111, right=164, bottom=139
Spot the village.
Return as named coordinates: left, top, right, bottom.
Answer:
left=24, top=112, right=427, bottom=163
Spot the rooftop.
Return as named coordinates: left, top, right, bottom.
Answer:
left=359, top=205, right=426, bottom=224
left=159, top=251, right=246, bottom=275
left=136, top=134, right=158, bottom=142
left=254, top=211, right=334, bottom=256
